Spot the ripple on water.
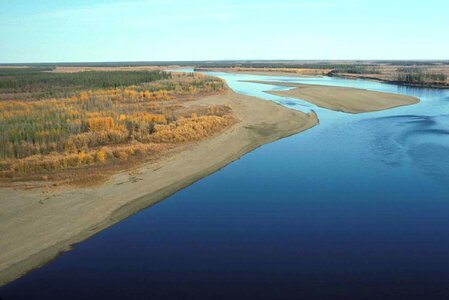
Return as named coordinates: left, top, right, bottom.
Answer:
left=408, top=143, right=449, bottom=189
left=357, top=113, right=449, bottom=186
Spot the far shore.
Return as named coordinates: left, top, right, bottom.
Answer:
left=0, top=90, right=318, bottom=287
left=246, top=80, right=420, bottom=114
left=196, top=66, right=449, bottom=89
left=330, top=73, right=449, bottom=89
left=194, top=67, right=325, bottom=78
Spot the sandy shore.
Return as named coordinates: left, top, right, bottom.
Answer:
left=0, top=90, right=318, bottom=286
left=247, top=81, right=419, bottom=113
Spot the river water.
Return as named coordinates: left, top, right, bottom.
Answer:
left=2, top=72, right=449, bottom=299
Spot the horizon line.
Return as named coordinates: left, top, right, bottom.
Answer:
left=2, top=59, right=449, bottom=66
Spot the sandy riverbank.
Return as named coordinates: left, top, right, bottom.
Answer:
left=246, top=81, right=420, bottom=113
left=0, top=90, right=318, bottom=286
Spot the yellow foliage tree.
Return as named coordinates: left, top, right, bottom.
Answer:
left=95, top=149, right=107, bottom=163
left=87, top=117, right=115, bottom=132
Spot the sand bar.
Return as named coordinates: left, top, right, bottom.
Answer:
left=246, top=80, right=420, bottom=113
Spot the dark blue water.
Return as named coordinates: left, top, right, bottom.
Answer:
left=2, top=73, right=449, bottom=300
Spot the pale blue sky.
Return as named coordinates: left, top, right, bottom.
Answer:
left=0, top=0, right=448, bottom=63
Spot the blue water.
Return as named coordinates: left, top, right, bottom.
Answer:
left=2, top=72, right=449, bottom=300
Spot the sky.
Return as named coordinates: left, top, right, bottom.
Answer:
left=0, top=0, right=448, bottom=63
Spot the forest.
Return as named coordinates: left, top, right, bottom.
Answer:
left=394, top=68, right=447, bottom=84
left=0, top=69, right=234, bottom=182
left=0, top=68, right=170, bottom=99
left=328, top=65, right=380, bottom=74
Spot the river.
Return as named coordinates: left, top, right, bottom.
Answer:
left=1, top=71, right=449, bottom=299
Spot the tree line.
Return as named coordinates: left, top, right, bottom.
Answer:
left=394, top=68, right=447, bottom=84
left=0, top=68, right=170, bottom=98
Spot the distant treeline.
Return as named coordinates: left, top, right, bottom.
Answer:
left=195, top=62, right=368, bottom=70
left=329, top=65, right=380, bottom=74
left=377, top=61, right=449, bottom=66
left=0, top=67, right=54, bottom=76
left=394, top=69, right=447, bottom=84
left=0, top=68, right=170, bottom=98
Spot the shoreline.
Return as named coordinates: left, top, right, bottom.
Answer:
left=0, top=90, right=318, bottom=287
left=330, top=73, right=449, bottom=89
left=196, top=67, right=449, bottom=89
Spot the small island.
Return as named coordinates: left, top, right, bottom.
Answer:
left=246, top=80, right=420, bottom=114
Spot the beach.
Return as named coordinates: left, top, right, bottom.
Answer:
left=247, top=81, right=420, bottom=113
left=0, top=90, right=318, bottom=286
